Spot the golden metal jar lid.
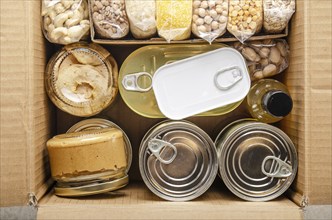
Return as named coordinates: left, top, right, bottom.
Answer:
left=54, top=173, right=129, bottom=197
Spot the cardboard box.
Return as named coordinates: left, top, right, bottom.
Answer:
left=0, top=0, right=331, bottom=219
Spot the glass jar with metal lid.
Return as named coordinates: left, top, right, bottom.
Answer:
left=47, top=119, right=132, bottom=197
left=45, top=42, right=118, bottom=117
left=139, top=120, right=218, bottom=201
left=215, top=119, right=298, bottom=201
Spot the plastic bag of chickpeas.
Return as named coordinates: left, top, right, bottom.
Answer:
left=191, top=0, right=228, bottom=43
left=227, top=0, right=263, bottom=43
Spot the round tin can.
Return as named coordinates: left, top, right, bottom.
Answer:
left=215, top=119, right=298, bottom=201
left=139, top=120, right=218, bottom=201
left=47, top=118, right=132, bottom=197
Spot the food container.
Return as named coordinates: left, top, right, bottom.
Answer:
left=47, top=126, right=130, bottom=197
left=120, top=45, right=249, bottom=119
left=45, top=42, right=118, bottom=117
left=67, top=118, right=132, bottom=172
left=215, top=119, right=298, bottom=201
left=139, top=120, right=218, bottom=201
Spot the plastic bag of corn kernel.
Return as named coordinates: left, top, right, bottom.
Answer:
left=263, top=0, right=295, bottom=34
left=156, top=0, right=192, bottom=42
left=192, top=0, right=228, bottom=43
left=227, top=0, right=263, bottom=43
left=233, top=39, right=290, bottom=81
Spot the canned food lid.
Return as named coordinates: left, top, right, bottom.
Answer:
left=152, top=48, right=250, bottom=120
left=54, top=173, right=129, bottom=197
left=218, top=121, right=297, bottom=201
left=140, top=121, right=218, bottom=201
left=66, top=118, right=132, bottom=173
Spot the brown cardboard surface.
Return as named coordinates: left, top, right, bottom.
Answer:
left=37, top=183, right=302, bottom=220
left=0, top=0, right=54, bottom=206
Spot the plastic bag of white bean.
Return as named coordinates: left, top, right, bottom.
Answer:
left=263, top=0, right=295, bottom=34
left=90, top=0, right=129, bottom=39
left=192, top=0, right=228, bottom=43
left=227, top=0, right=263, bottom=43
left=125, top=0, right=156, bottom=39
left=42, top=0, right=90, bottom=45
left=233, top=39, right=289, bottom=81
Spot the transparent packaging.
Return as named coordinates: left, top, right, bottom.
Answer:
left=247, top=79, right=293, bottom=123
left=42, top=0, right=90, bottom=45
left=125, top=0, right=156, bottom=39
left=45, top=42, right=118, bottom=117
left=90, top=0, right=129, bottom=39
left=156, top=0, right=192, bottom=42
left=263, top=0, right=295, bottom=34
left=233, top=39, right=290, bottom=81
left=192, top=0, right=228, bottom=43
left=227, top=0, right=263, bottom=43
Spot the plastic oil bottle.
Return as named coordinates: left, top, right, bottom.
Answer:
left=247, top=79, right=293, bottom=123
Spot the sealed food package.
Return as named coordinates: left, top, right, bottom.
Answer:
left=233, top=39, right=290, bottom=81
left=227, top=0, right=263, bottom=43
left=156, top=0, right=192, bottom=42
left=42, top=0, right=90, bottom=45
left=90, top=0, right=129, bottom=39
left=263, top=0, right=295, bottom=33
left=125, top=0, right=156, bottom=39
left=192, top=0, right=228, bottom=43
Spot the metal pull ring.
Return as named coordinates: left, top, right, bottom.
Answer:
left=148, top=138, right=177, bottom=164
left=261, top=156, right=292, bottom=178
left=122, top=72, right=152, bottom=92
left=214, top=66, right=243, bottom=90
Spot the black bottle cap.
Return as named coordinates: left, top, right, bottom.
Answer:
left=262, top=90, right=293, bottom=117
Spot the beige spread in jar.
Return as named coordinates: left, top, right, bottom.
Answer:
left=47, top=127, right=127, bottom=181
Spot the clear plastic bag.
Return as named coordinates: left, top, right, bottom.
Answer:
left=125, top=0, right=156, bottom=39
left=263, top=0, right=295, bottom=33
left=227, top=0, right=263, bottom=43
left=233, top=39, right=289, bottom=81
left=156, top=0, right=192, bottom=42
left=90, top=0, right=129, bottom=39
left=42, top=0, right=90, bottom=45
left=192, top=0, right=228, bottom=43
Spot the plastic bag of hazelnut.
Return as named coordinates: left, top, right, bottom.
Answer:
left=227, top=0, right=263, bottom=43
left=263, top=0, right=295, bottom=34
left=192, top=0, right=228, bottom=43
left=233, top=39, right=289, bottom=81
left=90, top=0, right=130, bottom=39
left=41, top=0, right=90, bottom=45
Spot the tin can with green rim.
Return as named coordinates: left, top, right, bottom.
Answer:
left=139, top=120, right=218, bottom=201
left=215, top=119, right=298, bottom=201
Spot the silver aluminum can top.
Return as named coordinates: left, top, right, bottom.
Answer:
left=215, top=119, right=298, bottom=201
left=139, top=120, right=218, bottom=201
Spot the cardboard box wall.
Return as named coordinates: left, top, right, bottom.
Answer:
left=0, top=0, right=331, bottom=219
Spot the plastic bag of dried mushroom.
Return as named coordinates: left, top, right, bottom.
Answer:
left=233, top=39, right=289, bottom=81
left=42, top=0, right=90, bottom=45
left=90, top=0, right=129, bottom=39
left=263, top=0, right=295, bottom=34
left=227, top=0, right=263, bottom=43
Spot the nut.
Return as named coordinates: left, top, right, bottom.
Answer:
left=242, top=47, right=259, bottom=62
left=263, top=64, right=277, bottom=77
left=43, top=0, right=89, bottom=44
left=269, top=47, right=282, bottom=64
